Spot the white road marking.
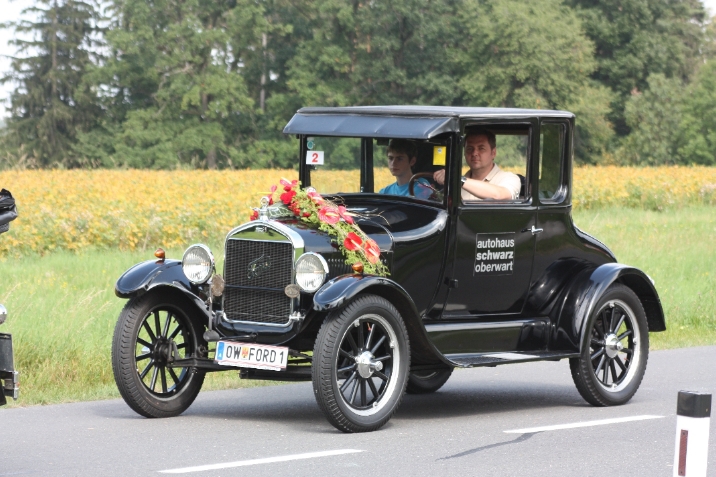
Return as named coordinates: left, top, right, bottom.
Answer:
left=158, top=449, right=364, bottom=474
left=504, top=415, right=664, bottom=434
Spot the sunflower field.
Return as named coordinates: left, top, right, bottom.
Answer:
left=1, top=166, right=715, bottom=258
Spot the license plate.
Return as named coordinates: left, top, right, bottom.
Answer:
left=215, top=341, right=288, bottom=371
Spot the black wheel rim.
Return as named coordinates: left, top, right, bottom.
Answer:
left=335, top=314, right=398, bottom=413
left=589, top=299, right=641, bottom=391
left=135, top=307, right=194, bottom=396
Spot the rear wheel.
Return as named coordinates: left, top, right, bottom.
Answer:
left=112, top=290, right=206, bottom=418
left=406, top=368, right=453, bottom=394
left=570, top=284, right=648, bottom=406
left=312, top=294, right=410, bottom=433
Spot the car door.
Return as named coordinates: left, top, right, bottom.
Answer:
left=430, top=120, right=540, bottom=354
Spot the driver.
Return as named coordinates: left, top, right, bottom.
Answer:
left=379, top=139, right=432, bottom=198
left=433, top=129, right=521, bottom=201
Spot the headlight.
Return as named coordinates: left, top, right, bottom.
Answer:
left=295, top=252, right=328, bottom=293
left=182, top=244, right=214, bottom=284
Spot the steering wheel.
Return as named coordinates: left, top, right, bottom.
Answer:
left=408, top=172, right=438, bottom=197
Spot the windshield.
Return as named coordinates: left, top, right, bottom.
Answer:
left=306, top=136, right=449, bottom=203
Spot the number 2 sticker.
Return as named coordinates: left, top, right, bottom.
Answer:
left=306, top=150, right=324, bottom=165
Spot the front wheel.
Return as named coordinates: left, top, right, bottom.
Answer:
left=112, top=290, right=206, bottom=418
left=312, top=294, right=410, bottom=433
left=570, top=284, right=649, bottom=406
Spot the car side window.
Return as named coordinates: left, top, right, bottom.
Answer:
left=539, top=123, right=566, bottom=201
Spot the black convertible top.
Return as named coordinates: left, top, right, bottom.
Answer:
left=283, top=106, right=574, bottom=139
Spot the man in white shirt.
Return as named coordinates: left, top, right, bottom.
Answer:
left=433, top=129, right=521, bottom=201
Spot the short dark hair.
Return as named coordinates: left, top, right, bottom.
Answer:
left=465, top=128, right=496, bottom=149
left=387, top=139, right=417, bottom=159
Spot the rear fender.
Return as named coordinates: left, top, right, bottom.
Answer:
left=313, top=275, right=451, bottom=366
left=554, top=263, right=665, bottom=353
left=115, top=259, right=212, bottom=325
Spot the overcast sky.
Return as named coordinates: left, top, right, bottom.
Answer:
left=1, top=0, right=715, bottom=118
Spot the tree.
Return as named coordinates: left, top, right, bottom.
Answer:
left=1, top=0, right=102, bottom=167
left=678, top=60, right=716, bottom=165
left=286, top=0, right=463, bottom=107
left=568, top=0, right=706, bottom=136
left=456, top=0, right=613, bottom=162
left=80, top=0, right=263, bottom=169
left=619, top=74, right=684, bottom=165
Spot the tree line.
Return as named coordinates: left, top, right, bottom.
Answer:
left=0, top=0, right=714, bottom=169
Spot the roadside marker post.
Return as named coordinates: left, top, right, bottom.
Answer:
left=673, top=391, right=711, bottom=477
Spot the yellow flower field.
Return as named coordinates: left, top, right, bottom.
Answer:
left=0, top=166, right=714, bottom=257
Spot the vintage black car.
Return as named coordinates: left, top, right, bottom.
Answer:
left=112, top=106, right=665, bottom=432
left=0, top=189, right=19, bottom=406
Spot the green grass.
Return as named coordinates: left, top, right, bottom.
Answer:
left=573, top=206, right=716, bottom=349
left=1, top=206, right=714, bottom=407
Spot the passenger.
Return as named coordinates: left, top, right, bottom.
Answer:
left=433, top=129, right=520, bottom=201
left=379, top=139, right=432, bottom=199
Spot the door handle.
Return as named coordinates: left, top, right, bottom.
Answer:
left=530, top=225, right=543, bottom=235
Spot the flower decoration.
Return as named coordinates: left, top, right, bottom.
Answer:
left=251, top=178, right=389, bottom=276
left=344, top=232, right=363, bottom=251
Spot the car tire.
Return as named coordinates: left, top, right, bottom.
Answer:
left=112, top=290, right=206, bottom=418
left=570, top=284, right=649, bottom=406
left=312, top=294, right=410, bottom=433
left=406, top=368, right=453, bottom=394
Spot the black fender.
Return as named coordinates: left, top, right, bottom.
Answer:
left=115, top=259, right=212, bottom=325
left=554, top=263, right=665, bottom=353
left=313, top=275, right=452, bottom=367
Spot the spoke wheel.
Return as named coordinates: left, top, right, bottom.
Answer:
left=570, top=284, right=648, bottom=406
left=112, top=290, right=206, bottom=418
left=406, top=368, right=453, bottom=394
left=313, top=294, right=409, bottom=433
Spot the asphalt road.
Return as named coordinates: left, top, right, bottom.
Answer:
left=2, top=346, right=715, bottom=477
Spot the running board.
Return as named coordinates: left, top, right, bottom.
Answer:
left=446, top=351, right=579, bottom=368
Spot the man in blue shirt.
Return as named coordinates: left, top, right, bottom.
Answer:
left=379, top=139, right=432, bottom=198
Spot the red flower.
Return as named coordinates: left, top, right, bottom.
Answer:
left=280, top=190, right=297, bottom=204
left=363, top=239, right=380, bottom=264
left=307, top=191, right=324, bottom=205
left=303, top=212, right=311, bottom=217
left=268, top=196, right=274, bottom=206
left=318, top=206, right=340, bottom=225
left=338, top=206, right=353, bottom=224
left=343, top=232, right=363, bottom=251
left=249, top=210, right=259, bottom=221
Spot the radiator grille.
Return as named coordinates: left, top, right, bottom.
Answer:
left=223, top=239, right=294, bottom=324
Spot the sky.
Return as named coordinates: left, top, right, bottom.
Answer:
left=0, top=0, right=715, bottom=119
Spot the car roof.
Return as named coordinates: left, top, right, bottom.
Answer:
left=283, top=106, right=574, bottom=139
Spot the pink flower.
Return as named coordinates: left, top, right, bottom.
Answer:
left=270, top=185, right=277, bottom=193
left=343, top=232, right=363, bottom=251
left=338, top=206, right=353, bottom=224
left=307, top=191, right=324, bottom=205
left=280, top=178, right=298, bottom=190
left=318, top=206, right=341, bottom=225
left=363, top=239, right=380, bottom=264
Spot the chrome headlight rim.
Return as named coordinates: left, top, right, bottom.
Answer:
left=295, top=252, right=329, bottom=293
left=182, top=243, right=215, bottom=285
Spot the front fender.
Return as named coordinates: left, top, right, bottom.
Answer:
left=115, top=259, right=213, bottom=326
left=313, top=275, right=414, bottom=312
left=555, top=263, right=665, bottom=353
left=313, top=275, right=451, bottom=367
left=115, top=259, right=197, bottom=298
